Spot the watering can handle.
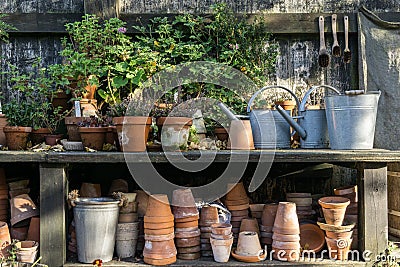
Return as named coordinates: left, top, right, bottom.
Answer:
left=247, top=85, right=301, bottom=113
left=299, top=85, right=341, bottom=112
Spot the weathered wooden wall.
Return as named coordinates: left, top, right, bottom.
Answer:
left=0, top=0, right=399, bottom=100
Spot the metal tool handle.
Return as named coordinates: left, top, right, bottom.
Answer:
left=344, top=16, right=349, bottom=50
left=246, top=85, right=301, bottom=113
left=319, top=16, right=326, bottom=49
left=332, top=14, right=338, bottom=44
left=299, top=85, right=341, bottom=112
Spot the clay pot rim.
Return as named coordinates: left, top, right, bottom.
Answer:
left=226, top=203, right=250, bottom=211
left=326, top=230, right=353, bottom=239
left=3, top=126, right=32, bottom=133
left=144, top=227, right=174, bottom=235
left=299, top=223, right=325, bottom=253
left=144, top=214, right=174, bottom=223
left=231, top=248, right=267, bottom=262
left=272, top=240, right=301, bottom=250
left=156, top=116, right=192, bottom=126
left=318, top=196, right=350, bottom=208
left=334, top=185, right=357, bottom=195
left=144, top=221, right=174, bottom=230
left=272, top=232, right=300, bottom=242
left=143, top=256, right=176, bottom=265
left=78, top=127, right=108, bottom=133
left=113, top=116, right=152, bottom=125
left=317, top=221, right=355, bottom=232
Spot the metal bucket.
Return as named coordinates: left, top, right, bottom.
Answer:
left=247, top=86, right=300, bottom=149
left=325, top=91, right=381, bottom=149
left=72, top=197, right=120, bottom=263
left=298, top=85, right=340, bottom=148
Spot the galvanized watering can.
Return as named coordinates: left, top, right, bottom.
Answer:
left=276, top=85, right=340, bottom=148
left=247, top=85, right=300, bottom=149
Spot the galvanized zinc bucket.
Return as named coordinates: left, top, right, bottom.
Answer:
left=247, top=86, right=300, bottom=149
left=71, top=197, right=121, bottom=263
left=325, top=91, right=381, bottom=150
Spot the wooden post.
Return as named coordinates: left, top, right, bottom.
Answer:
left=84, top=0, right=120, bottom=19
left=357, top=163, right=388, bottom=262
left=40, top=164, right=67, bottom=267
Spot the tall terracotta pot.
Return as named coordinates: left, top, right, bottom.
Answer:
left=113, top=116, right=152, bottom=152
left=273, top=202, right=300, bottom=235
left=227, top=120, right=254, bottom=150
left=3, top=126, right=32, bottom=150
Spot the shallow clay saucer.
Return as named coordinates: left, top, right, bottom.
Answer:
left=231, top=249, right=267, bottom=263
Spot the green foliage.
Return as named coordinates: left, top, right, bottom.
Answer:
left=0, top=14, right=16, bottom=43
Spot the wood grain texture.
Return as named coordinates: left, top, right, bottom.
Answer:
left=84, top=0, right=120, bottom=19
left=39, top=164, right=67, bottom=267
left=357, top=163, right=388, bottom=260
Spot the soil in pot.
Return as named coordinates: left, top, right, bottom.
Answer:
left=4, top=126, right=32, bottom=150
left=79, top=127, right=107, bottom=150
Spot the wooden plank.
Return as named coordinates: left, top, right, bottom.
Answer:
left=1, top=12, right=398, bottom=34
left=40, top=164, right=67, bottom=267
left=84, top=0, right=120, bottom=19
left=357, top=163, right=388, bottom=261
left=0, top=151, right=47, bottom=162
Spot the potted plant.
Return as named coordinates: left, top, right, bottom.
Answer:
left=78, top=116, right=109, bottom=150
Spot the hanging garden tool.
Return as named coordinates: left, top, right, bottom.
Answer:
left=343, top=16, right=351, bottom=63
left=331, top=14, right=341, bottom=57
left=318, top=16, right=330, bottom=67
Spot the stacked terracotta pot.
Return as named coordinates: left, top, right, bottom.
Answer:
left=318, top=196, right=352, bottom=260
left=260, top=203, right=278, bottom=246
left=232, top=231, right=266, bottom=262
left=249, top=204, right=264, bottom=225
left=286, top=193, right=314, bottom=220
left=210, top=223, right=233, bottom=262
left=0, top=169, right=8, bottom=222
left=172, top=189, right=200, bottom=260
left=223, top=182, right=250, bottom=244
left=134, top=190, right=149, bottom=253
left=240, top=218, right=260, bottom=236
left=272, top=202, right=301, bottom=262
left=199, top=205, right=219, bottom=257
left=143, top=194, right=176, bottom=265
left=334, top=185, right=358, bottom=249
left=116, top=193, right=139, bottom=259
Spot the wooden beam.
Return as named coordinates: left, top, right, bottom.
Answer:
left=1, top=12, right=398, bottom=34
left=357, top=163, right=388, bottom=262
left=40, top=164, right=67, bottom=267
left=84, top=0, right=120, bottom=19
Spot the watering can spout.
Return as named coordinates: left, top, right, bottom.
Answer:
left=217, top=102, right=239, bottom=121
left=275, top=105, right=307, bottom=140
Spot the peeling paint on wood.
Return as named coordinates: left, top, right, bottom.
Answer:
left=0, top=0, right=83, bottom=13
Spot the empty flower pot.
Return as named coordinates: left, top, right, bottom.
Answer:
left=225, top=182, right=248, bottom=201
left=211, top=223, right=232, bottom=236
left=210, top=237, right=233, bottom=262
left=239, top=218, right=260, bottom=236
left=211, top=233, right=233, bottom=240
left=325, top=236, right=352, bottom=260
left=143, top=239, right=177, bottom=260
left=299, top=223, right=325, bottom=253
left=318, top=196, right=350, bottom=226
left=15, top=241, right=38, bottom=263
left=145, top=194, right=172, bottom=217
left=273, top=202, right=300, bottom=235
left=199, top=205, right=219, bottom=226
left=261, top=203, right=279, bottom=227
left=236, top=231, right=262, bottom=256
left=334, top=185, right=357, bottom=202
left=272, top=232, right=300, bottom=242
left=227, top=120, right=255, bottom=150
left=326, top=230, right=353, bottom=240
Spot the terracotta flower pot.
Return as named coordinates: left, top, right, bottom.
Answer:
left=79, top=183, right=101, bottom=198
left=214, top=127, right=229, bottom=142
left=79, top=127, right=107, bottom=150
left=143, top=239, right=177, bottom=259
left=199, top=205, right=219, bottom=226
left=175, top=229, right=200, bottom=239
left=44, top=134, right=63, bottom=146
left=144, top=214, right=174, bottom=223
left=299, top=223, right=325, bottom=253
left=334, top=185, right=358, bottom=203
left=31, top=128, right=51, bottom=145
left=272, top=232, right=300, bottom=242
left=175, top=236, right=201, bottom=247
left=172, top=188, right=199, bottom=218
left=261, top=203, right=279, bottom=227
left=225, top=182, right=248, bottom=201
left=240, top=218, right=260, bottom=236
left=10, top=194, right=39, bottom=226
left=227, top=120, right=255, bottom=150
left=318, top=196, right=350, bottom=226
left=145, top=194, right=172, bottom=217
left=210, top=237, right=233, bottom=262
left=157, top=116, right=192, bottom=151
left=273, top=202, right=299, bottom=235
left=325, top=236, right=352, bottom=260
left=211, top=223, right=232, bottom=236
left=3, top=126, right=32, bottom=150
left=15, top=240, right=38, bottom=263
left=65, top=117, right=89, bottom=141
left=326, top=230, right=353, bottom=240
left=236, top=231, right=262, bottom=256
left=144, top=256, right=176, bottom=266
left=113, top=116, right=152, bottom=152
left=0, top=221, right=11, bottom=258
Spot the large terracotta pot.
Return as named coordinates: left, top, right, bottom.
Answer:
left=318, top=196, right=350, bottom=226
left=273, top=202, right=299, bottom=235
left=15, top=240, right=38, bottom=263
left=113, top=116, right=152, bottom=152
left=79, top=127, right=107, bottom=150
left=3, top=126, right=32, bottom=150
left=143, top=239, right=177, bottom=259
left=145, top=194, right=172, bottom=217
left=334, top=185, right=358, bottom=203
left=261, top=203, right=279, bottom=227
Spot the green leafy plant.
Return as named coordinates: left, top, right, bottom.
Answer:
left=0, top=14, right=16, bottom=43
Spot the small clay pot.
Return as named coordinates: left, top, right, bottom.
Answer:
left=211, top=223, right=232, bottom=235
left=175, top=229, right=200, bottom=239
left=214, top=127, right=229, bottom=142
left=79, top=127, right=107, bottom=150
left=239, top=218, right=260, bottom=236
left=175, top=220, right=198, bottom=228
left=145, top=194, right=172, bottom=217
left=225, top=182, right=248, bottom=201
left=177, top=252, right=201, bottom=260
left=325, top=236, right=352, bottom=260
left=175, top=214, right=199, bottom=223
left=199, top=206, right=219, bottom=226
left=144, top=221, right=174, bottom=230
left=272, top=232, right=300, bottom=242
left=31, top=128, right=51, bottom=145
left=44, top=134, right=63, bottom=146
left=210, top=237, right=233, bottom=263
left=261, top=203, right=279, bottom=227
left=171, top=188, right=197, bottom=209
left=4, top=126, right=32, bottom=150
left=227, top=120, right=255, bottom=150
left=334, top=185, right=357, bottom=202
left=299, top=223, right=325, bottom=253
left=319, top=196, right=350, bottom=226
left=236, top=231, right=262, bottom=256
left=326, top=230, right=353, bottom=240
left=143, top=239, right=177, bottom=259
left=144, top=227, right=174, bottom=236
left=273, top=202, right=299, bottom=235
left=144, top=214, right=174, bottom=223
left=175, top=236, right=201, bottom=247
